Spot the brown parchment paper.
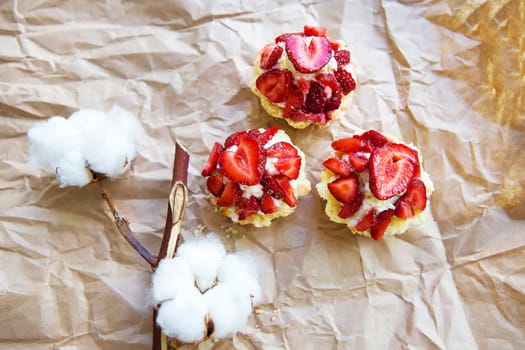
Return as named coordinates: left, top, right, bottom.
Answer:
left=1, top=1, right=524, bottom=349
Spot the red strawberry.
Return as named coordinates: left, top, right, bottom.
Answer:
left=275, top=32, right=303, bottom=43
left=369, top=143, right=418, bottom=199
left=285, top=34, right=331, bottom=73
left=338, top=192, right=364, bottom=219
left=361, top=130, right=389, bottom=148
left=334, top=50, right=350, bottom=66
left=331, top=135, right=371, bottom=154
left=371, top=209, right=394, bottom=240
left=256, top=69, right=293, bottom=103
left=237, top=196, right=261, bottom=220
left=274, top=175, right=297, bottom=207
left=296, top=78, right=310, bottom=94
left=224, top=131, right=246, bottom=148
left=260, top=44, right=284, bottom=70
left=334, top=67, right=356, bottom=95
left=206, top=171, right=225, bottom=197
left=406, top=178, right=427, bottom=211
left=216, top=181, right=242, bottom=207
left=266, top=142, right=298, bottom=158
left=327, top=176, right=359, bottom=204
left=348, top=152, right=369, bottom=173
left=273, top=156, right=301, bottom=179
left=328, top=37, right=341, bottom=51
left=315, top=73, right=342, bottom=112
left=323, top=157, right=351, bottom=176
left=394, top=195, right=414, bottom=219
left=303, top=25, right=327, bottom=37
left=283, top=85, right=330, bottom=124
left=202, top=142, right=224, bottom=176
left=257, top=126, right=279, bottom=146
left=304, top=80, right=326, bottom=113
left=355, top=209, right=376, bottom=231
left=260, top=193, right=278, bottom=214
left=219, top=136, right=265, bottom=185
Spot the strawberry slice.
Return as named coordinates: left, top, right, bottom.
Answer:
left=327, top=176, right=359, bottom=204
left=285, top=34, right=331, bottom=73
left=224, top=131, right=246, bottom=148
left=260, top=193, right=278, bottom=214
left=202, top=142, right=224, bottom=176
left=369, top=143, right=418, bottom=199
left=361, top=130, right=388, bottom=148
left=263, top=175, right=297, bottom=207
left=323, top=157, right=351, bottom=176
left=237, top=196, right=261, bottom=220
left=315, top=73, right=342, bottom=112
left=334, top=50, right=350, bottom=66
left=355, top=209, right=376, bottom=231
left=216, top=181, right=242, bottom=207
left=256, top=69, right=293, bottom=103
left=296, top=78, right=310, bottom=94
left=348, top=152, right=369, bottom=173
left=219, top=136, right=265, bottom=185
left=304, top=80, right=326, bottom=113
left=395, top=177, right=427, bottom=219
left=273, top=156, right=301, bottom=179
left=266, top=141, right=298, bottom=158
left=257, top=126, right=279, bottom=146
left=331, top=135, right=371, bottom=154
left=338, top=192, right=364, bottom=218
left=371, top=209, right=394, bottom=240
left=275, top=32, right=303, bottom=43
left=260, top=44, right=284, bottom=70
left=334, top=67, right=356, bottom=95
left=206, top=171, right=225, bottom=197
left=303, top=25, right=327, bottom=37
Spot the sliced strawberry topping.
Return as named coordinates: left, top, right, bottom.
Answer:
left=303, top=25, right=327, bottom=37
left=348, top=152, right=369, bottom=173
left=395, top=177, right=427, bottom=219
left=394, top=195, right=414, bottom=219
left=304, top=80, right=326, bottom=113
left=369, top=143, right=418, bottom=200
left=323, top=157, right=351, bottom=177
left=371, top=209, right=394, bottom=240
left=275, top=32, right=303, bottom=43
left=338, top=192, right=364, bottom=219
left=361, top=130, right=389, bottom=148
left=332, top=135, right=371, bottom=154
left=201, top=142, right=224, bottom=176
left=273, top=156, right=301, bottom=180
left=257, top=126, right=279, bottom=146
left=206, top=171, right=225, bottom=197
left=256, top=69, right=292, bottom=103
left=219, top=136, right=265, bottom=186
left=296, top=78, right=310, bottom=94
left=334, top=50, right=350, bottom=66
left=224, top=131, right=246, bottom=148
left=283, top=85, right=331, bottom=124
left=328, top=37, right=342, bottom=51
left=266, top=141, right=298, bottom=158
left=237, top=196, right=261, bottom=220
left=334, top=67, right=356, bottom=95
left=260, top=193, right=278, bottom=214
left=216, top=181, right=242, bottom=207
left=355, top=209, right=376, bottom=231
left=260, top=44, right=284, bottom=70
left=327, top=176, right=359, bottom=204
left=285, top=34, right=331, bottom=73
left=274, top=175, right=297, bottom=207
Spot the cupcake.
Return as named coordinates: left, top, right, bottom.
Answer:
left=316, top=130, right=434, bottom=240
left=201, top=126, right=311, bottom=227
left=251, top=25, right=357, bottom=129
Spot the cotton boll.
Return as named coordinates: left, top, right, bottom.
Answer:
left=55, top=151, right=91, bottom=187
left=68, top=108, right=108, bottom=137
left=204, top=282, right=253, bottom=339
left=106, top=105, right=143, bottom=141
left=176, top=234, right=227, bottom=293
left=82, top=126, right=136, bottom=177
left=217, top=252, right=262, bottom=306
left=151, top=257, right=196, bottom=305
left=156, top=287, right=207, bottom=344
left=27, top=116, right=85, bottom=170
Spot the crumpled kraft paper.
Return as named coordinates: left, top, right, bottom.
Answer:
left=1, top=0, right=524, bottom=349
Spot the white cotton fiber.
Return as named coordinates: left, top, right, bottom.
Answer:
left=217, top=252, right=262, bottom=306
left=106, top=105, right=143, bottom=141
left=176, top=234, right=227, bottom=293
left=156, top=287, right=207, bottom=343
left=55, top=151, right=91, bottom=187
left=28, top=116, right=85, bottom=171
left=67, top=108, right=108, bottom=136
left=204, top=282, right=253, bottom=339
left=151, top=257, right=196, bottom=305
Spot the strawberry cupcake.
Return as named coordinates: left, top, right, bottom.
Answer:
left=251, top=25, right=357, bottom=129
left=201, top=126, right=311, bottom=227
left=316, top=130, right=434, bottom=240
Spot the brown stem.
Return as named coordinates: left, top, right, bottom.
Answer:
left=97, top=180, right=158, bottom=267
left=153, top=141, right=190, bottom=350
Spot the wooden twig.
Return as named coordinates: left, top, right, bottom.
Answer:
left=97, top=180, right=158, bottom=267
left=153, top=141, right=190, bottom=350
